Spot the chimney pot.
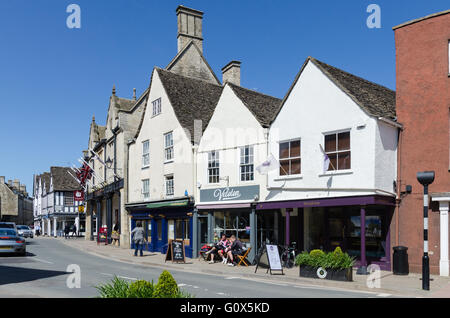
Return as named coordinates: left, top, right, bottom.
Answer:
left=222, top=61, right=241, bottom=86
left=0, top=176, right=4, bottom=184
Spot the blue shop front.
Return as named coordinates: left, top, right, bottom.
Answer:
left=125, top=197, right=194, bottom=258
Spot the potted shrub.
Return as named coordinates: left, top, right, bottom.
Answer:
left=295, top=247, right=354, bottom=282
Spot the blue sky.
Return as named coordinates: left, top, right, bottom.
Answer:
left=0, top=0, right=448, bottom=195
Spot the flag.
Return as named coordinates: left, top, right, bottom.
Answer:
left=256, top=154, right=279, bottom=175
left=319, top=144, right=331, bottom=173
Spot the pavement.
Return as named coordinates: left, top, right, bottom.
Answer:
left=49, top=235, right=450, bottom=298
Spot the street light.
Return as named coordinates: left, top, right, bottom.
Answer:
left=105, top=157, right=113, bottom=169
left=417, top=171, right=435, bottom=291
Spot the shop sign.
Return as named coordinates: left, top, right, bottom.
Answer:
left=200, top=185, right=259, bottom=202
left=74, top=190, right=84, bottom=202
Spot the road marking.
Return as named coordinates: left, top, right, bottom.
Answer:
left=118, top=276, right=137, bottom=281
left=33, top=258, right=54, bottom=264
left=224, top=277, right=240, bottom=280
left=377, top=293, right=391, bottom=297
left=178, top=283, right=187, bottom=287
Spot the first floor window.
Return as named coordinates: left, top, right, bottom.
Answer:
left=324, top=131, right=351, bottom=171
left=279, top=139, right=301, bottom=175
left=240, top=146, right=254, bottom=181
left=165, top=175, right=174, bottom=197
left=208, top=151, right=220, bottom=183
left=142, top=179, right=150, bottom=200
left=63, top=192, right=74, bottom=206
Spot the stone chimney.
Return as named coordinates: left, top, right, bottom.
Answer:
left=8, top=180, right=13, bottom=187
left=20, top=184, right=26, bottom=194
left=176, top=5, right=204, bottom=53
left=0, top=176, right=4, bottom=184
left=13, top=179, right=20, bottom=190
left=222, top=61, right=241, bottom=86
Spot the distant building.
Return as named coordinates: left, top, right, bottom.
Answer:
left=34, top=167, right=84, bottom=236
left=0, top=176, right=33, bottom=225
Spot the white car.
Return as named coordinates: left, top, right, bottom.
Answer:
left=16, top=225, right=33, bottom=238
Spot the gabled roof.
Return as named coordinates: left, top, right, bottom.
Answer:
left=50, top=167, right=81, bottom=192
left=157, top=68, right=223, bottom=142
left=227, top=83, right=282, bottom=127
left=40, top=172, right=51, bottom=193
left=274, top=56, right=396, bottom=124
left=112, top=95, right=136, bottom=112
left=165, top=40, right=221, bottom=85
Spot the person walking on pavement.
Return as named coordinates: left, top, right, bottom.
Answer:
left=64, top=224, right=70, bottom=239
left=131, top=221, right=146, bottom=257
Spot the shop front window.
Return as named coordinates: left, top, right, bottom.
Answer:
left=304, top=206, right=388, bottom=262
left=214, top=211, right=250, bottom=245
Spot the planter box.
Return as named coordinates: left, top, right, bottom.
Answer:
left=299, top=265, right=353, bottom=282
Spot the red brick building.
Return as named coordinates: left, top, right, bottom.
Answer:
left=393, top=10, right=450, bottom=276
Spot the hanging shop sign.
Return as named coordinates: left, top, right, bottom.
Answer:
left=200, top=185, right=259, bottom=202
left=74, top=190, right=84, bottom=202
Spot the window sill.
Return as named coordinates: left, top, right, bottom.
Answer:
left=141, top=166, right=150, bottom=170
left=274, top=175, right=303, bottom=181
left=164, top=160, right=174, bottom=164
left=318, top=170, right=353, bottom=177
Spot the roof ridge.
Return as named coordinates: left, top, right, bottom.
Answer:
left=227, top=82, right=281, bottom=101
left=157, top=67, right=223, bottom=88
left=310, top=57, right=395, bottom=93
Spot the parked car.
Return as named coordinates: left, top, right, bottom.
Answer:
left=16, top=225, right=33, bottom=238
left=0, top=228, right=26, bottom=256
left=0, top=222, right=17, bottom=231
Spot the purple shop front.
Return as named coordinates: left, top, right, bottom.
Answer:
left=256, top=195, right=395, bottom=271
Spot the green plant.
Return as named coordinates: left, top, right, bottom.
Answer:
left=127, top=280, right=154, bottom=298
left=153, top=270, right=180, bottom=298
left=96, top=276, right=130, bottom=298
left=295, top=248, right=355, bottom=270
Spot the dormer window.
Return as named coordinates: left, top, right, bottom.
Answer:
left=152, top=98, right=162, bottom=116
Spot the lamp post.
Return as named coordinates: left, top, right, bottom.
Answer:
left=417, top=171, right=435, bottom=291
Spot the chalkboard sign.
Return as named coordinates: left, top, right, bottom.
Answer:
left=165, top=239, right=186, bottom=263
left=255, top=244, right=284, bottom=275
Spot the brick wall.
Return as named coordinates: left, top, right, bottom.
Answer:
left=394, top=12, right=450, bottom=274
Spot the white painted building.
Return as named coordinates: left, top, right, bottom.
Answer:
left=196, top=64, right=282, bottom=261
left=257, top=57, right=401, bottom=272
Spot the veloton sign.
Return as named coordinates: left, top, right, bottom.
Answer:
left=200, top=185, right=259, bottom=202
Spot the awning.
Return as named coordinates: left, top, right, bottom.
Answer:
left=256, top=195, right=396, bottom=210
left=196, top=203, right=252, bottom=210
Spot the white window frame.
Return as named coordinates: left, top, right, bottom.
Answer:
left=165, top=175, right=174, bottom=197
left=142, top=179, right=150, bottom=201
left=164, top=131, right=174, bottom=162
left=278, top=138, right=301, bottom=176
left=323, top=129, right=351, bottom=171
left=152, top=97, right=162, bottom=117
left=208, top=151, right=220, bottom=184
left=240, top=146, right=254, bottom=182
left=142, top=140, right=150, bottom=168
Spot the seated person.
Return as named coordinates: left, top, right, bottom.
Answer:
left=226, top=235, right=244, bottom=267
left=206, top=233, right=229, bottom=264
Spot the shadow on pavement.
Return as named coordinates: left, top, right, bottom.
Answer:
left=0, top=265, right=69, bottom=285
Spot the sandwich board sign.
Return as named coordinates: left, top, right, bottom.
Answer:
left=165, top=239, right=186, bottom=263
left=255, top=244, right=284, bottom=275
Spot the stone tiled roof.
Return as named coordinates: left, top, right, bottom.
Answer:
left=113, top=95, right=136, bottom=112
left=50, top=167, right=81, bottom=192
left=228, top=83, right=282, bottom=127
left=157, top=68, right=223, bottom=141
left=310, top=57, right=396, bottom=120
